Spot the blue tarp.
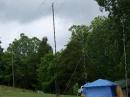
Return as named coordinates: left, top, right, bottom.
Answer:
left=82, top=79, right=117, bottom=97
left=83, top=79, right=116, bottom=88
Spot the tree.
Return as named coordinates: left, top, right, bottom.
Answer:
left=56, top=25, right=92, bottom=94
left=7, top=33, right=41, bottom=89
left=95, top=0, right=130, bottom=79
left=37, top=53, right=56, bottom=93
left=87, top=16, right=121, bottom=80
left=0, top=52, right=12, bottom=85
left=0, top=41, right=5, bottom=84
left=73, top=83, right=79, bottom=95
left=95, top=0, right=130, bottom=55
left=37, top=37, right=53, bottom=63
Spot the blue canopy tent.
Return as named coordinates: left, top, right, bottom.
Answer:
left=82, top=79, right=117, bottom=97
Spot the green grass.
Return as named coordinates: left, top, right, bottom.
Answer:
left=0, top=85, right=76, bottom=97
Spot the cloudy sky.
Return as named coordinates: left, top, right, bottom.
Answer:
left=0, top=0, right=107, bottom=51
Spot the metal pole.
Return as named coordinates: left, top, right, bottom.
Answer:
left=52, top=3, right=57, bottom=54
left=52, top=3, right=59, bottom=97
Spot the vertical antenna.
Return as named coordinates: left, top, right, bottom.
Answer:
left=52, top=3, right=57, bottom=54
left=12, top=48, right=15, bottom=87
left=52, top=2, right=60, bottom=97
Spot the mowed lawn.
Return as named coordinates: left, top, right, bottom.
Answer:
left=0, top=85, right=77, bottom=97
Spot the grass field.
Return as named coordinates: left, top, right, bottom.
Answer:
left=0, top=85, right=77, bottom=97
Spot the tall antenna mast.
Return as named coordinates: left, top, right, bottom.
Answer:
left=52, top=2, right=60, bottom=97
left=52, top=3, right=57, bottom=54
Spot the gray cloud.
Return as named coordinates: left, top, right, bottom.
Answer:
left=0, top=0, right=107, bottom=51
left=0, top=0, right=50, bottom=23
left=0, top=0, right=106, bottom=23
left=55, top=0, right=106, bottom=24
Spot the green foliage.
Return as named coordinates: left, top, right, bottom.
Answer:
left=96, top=0, right=130, bottom=49
left=0, top=41, right=6, bottom=84
left=56, top=25, right=90, bottom=94
left=95, top=0, right=130, bottom=80
left=87, top=16, right=121, bottom=80
left=6, top=33, right=41, bottom=89
left=0, top=33, right=53, bottom=90
left=73, top=83, right=79, bottom=95
left=0, top=52, right=12, bottom=85
left=37, top=37, right=53, bottom=63
left=37, top=53, right=55, bottom=92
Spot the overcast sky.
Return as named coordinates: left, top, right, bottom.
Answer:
left=0, top=0, right=107, bottom=51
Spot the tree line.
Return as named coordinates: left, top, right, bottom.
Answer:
left=0, top=0, right=130, bottom=95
